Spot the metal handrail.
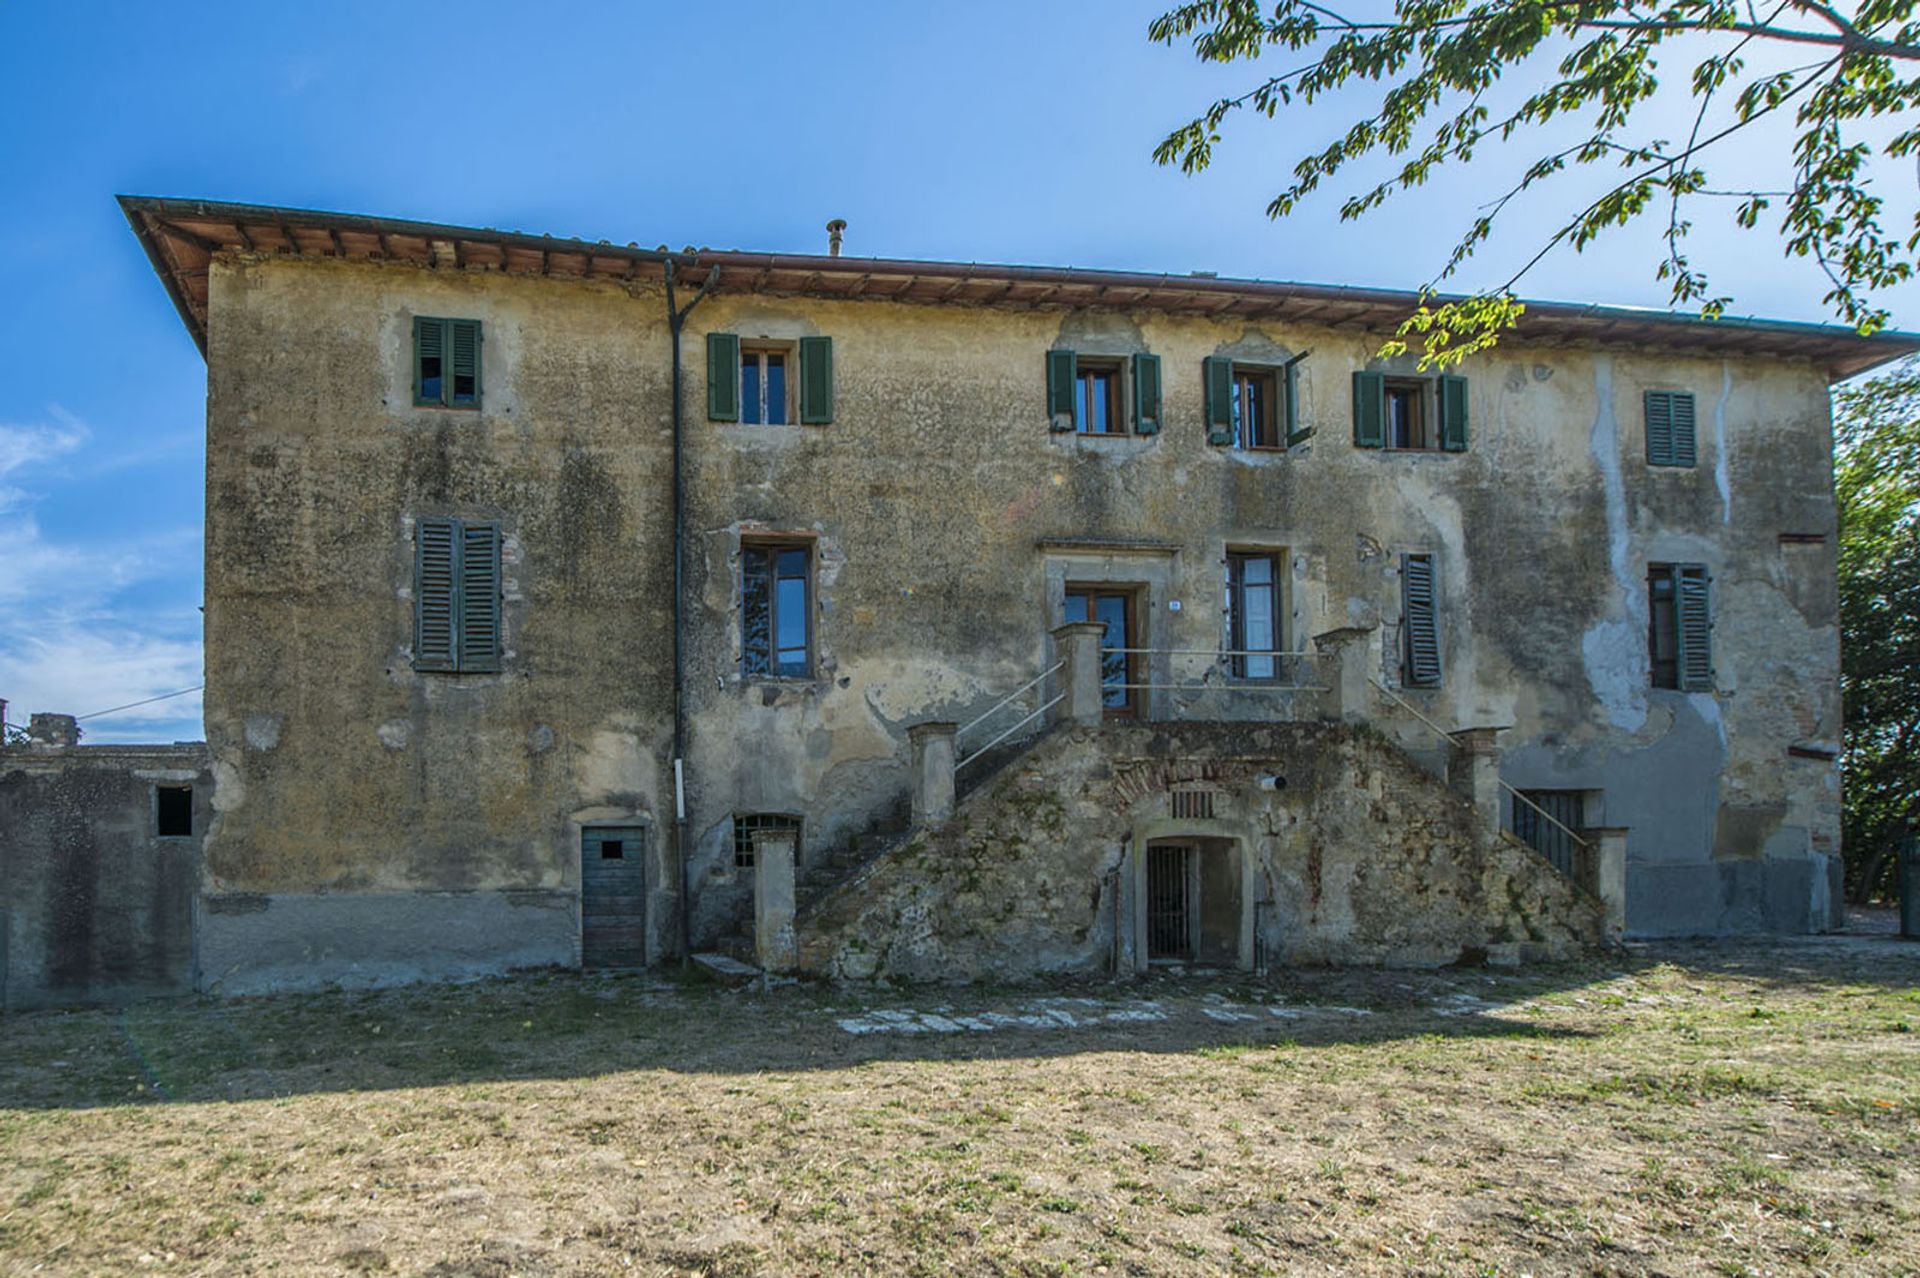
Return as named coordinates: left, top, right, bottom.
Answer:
left=1113, top=682, right=1329, bottom=692
left=957, top=661, right=1064, bottom=741
left=1108, top=647, right=1323, bottom=658
left=1368, top=677, right=1591, bottom=853
left=957, top=695, right=1064, bottom=772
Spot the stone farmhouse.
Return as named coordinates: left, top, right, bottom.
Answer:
left=3, top=195, right=1912, bottom=1005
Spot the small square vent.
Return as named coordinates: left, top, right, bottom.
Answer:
left=1170, top=789, right=1216, bottom=821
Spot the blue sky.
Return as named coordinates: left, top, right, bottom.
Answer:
left=2, top=1, right=1914, bottom=743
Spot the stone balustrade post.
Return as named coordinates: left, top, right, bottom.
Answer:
left=1051, top=621, right=1109, bottom=728
left=908, top=721, right=958, bottom=828
left=27, top=713, right=79, bottom=750
left=752, top=826, right=799, bottom=973
left=1311, top=627, right=1378, bottom=723
left=1448, top=726, right=1507, bottom=831
left=1585, top=826, right=1628, bottom=943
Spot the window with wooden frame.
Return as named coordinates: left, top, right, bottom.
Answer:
left=1648, top=563, right=1712, bottom=690
left=413, top=317, right=482, bottom=408
left=1353, top=371, right=1468, bottom=452
left=1644, top=390, right=1698, bottom=467
left=707, top=333, right=834, bottom=425
left=732, top=813, right=801, bottom=870
left=414, top=517, right=502, bottom=674
left=1203, top=354, right=1309, bottom=450
left=1401, top=553, right=1442, bottom=688
left=1046, top=350, right=1162, bottom=435
left=741, top=540, right=812, bottom=678
left=1224, top=551, right=1283, bottom=679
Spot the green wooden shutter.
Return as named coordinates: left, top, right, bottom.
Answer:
left=1645, top=391, right=1674, bottom=465
left=1132, top=352, right=1162, bottom=435
left=1438, top=374, right=1469, bottom=452
left=1402, top=554, right=1442, bottom=687
left=1670, top=392, right=1697, bottom=467
left=1203, top=356, right=1234, bottom=445
left=449, top=319, right=482, bottom=407
left=414, top=317, right=445, bottom=406
left=1284, top=355, right=1313, bottom=445
left=707, top=332, right=741, bottom=422
left=799, top=335, right=834, bottom=424
left=458, top=522, right=502, bottom=673
left=414, top=518, right=457, bottom=671
left=1676, top=564, right=1712, bottom=691
left=1046, top=349, right=1077, bottom=431
left=1352, top=371, right=1386, bottom=448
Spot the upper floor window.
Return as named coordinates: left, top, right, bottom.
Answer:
left=1401, top=553, right=1442, bottom=688
left=1225, top=551, right=1283, bottom=678
left=708, top=334, right=835, bottom=425
left=1648, top=563, right=1712, bottom=690
left=1204, top=355, right=1308, bottom=450
left=156, top=785, right=193, bottom=838
left=1645, top=390, right=1698, bottom=467
left=742, top=540, right=812, bottom=678
left=1047, top=350, right=1162, bottom=436
left=415, top=517, right=502, bottom=673
left=414, top=317, right=482, bottom=409
left=1354, top=372, right=1467, bottom=452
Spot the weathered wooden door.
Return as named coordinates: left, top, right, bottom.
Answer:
left=581, top=827, right=647, bottom=968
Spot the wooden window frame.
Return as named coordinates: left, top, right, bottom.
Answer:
left=1401, top=552, right=1443, bottom=688
left=1230, top=368, right=1279, bottom=450
left=741, top=537, right=814, bottom=680
left=1073, top=358, right=1126, bottom=436
left=1644, top=389, right=1698, bottom=468
left=1224, top=550, right=1285, bottom=680
left=1384, top=379, right=1431, bottom=451
left=413, top=517, right=502, bottom=674
left=739, top=343, right=795, bottom=426
left=413, top=316, right=482, bottom=410
left=1648, top=562, right=1711, bottom=691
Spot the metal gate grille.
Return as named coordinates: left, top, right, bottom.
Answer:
left=1147, top=845, right=1193, bottom=961
left=1512, top=790, right=1582, bottom=880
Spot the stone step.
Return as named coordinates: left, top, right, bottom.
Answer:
left=691, top=952, right=760, bottom=985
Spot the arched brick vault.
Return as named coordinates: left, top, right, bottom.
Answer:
left=798, top=721, right=1605, bottom=982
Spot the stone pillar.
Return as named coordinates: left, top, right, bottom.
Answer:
left=1051, top=620, right=1109, bottom=728
left=752, top=826, right=799, bottom=973
left=1311, top=626, right=1377, bottom=723
left=908, top=721, right=958, bottom=828
left=1447, top=726, right=1506, bottom=830
left=26, top=713, right=78, bottom=750
left=1586, top=826, right=1629, bottom=943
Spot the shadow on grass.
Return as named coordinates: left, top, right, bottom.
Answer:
left=0, top=935, right=1913, bottom=1112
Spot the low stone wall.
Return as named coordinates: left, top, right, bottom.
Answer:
left=0, top=742, right=211, bottom=1009
left=797, top=721, right=1604, bottom=982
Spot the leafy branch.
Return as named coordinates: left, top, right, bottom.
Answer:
left=1151, top=0, right=1920, bottom=367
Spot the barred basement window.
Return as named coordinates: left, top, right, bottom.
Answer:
left=733, top=813, right=801, bottom=870
left=1170, top=789, right=1216, bottom=820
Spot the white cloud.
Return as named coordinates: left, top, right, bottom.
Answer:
left=0, top=409, right=88, bottom=482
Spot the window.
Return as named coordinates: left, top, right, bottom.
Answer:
left=1401, top=553, right=1442, bottom=687
left=1645, top=390, right=1698, bottom=467
left=742, top=541, right=812, bottom=677
left=1648, top=563, right=1712, bottom=690
left=1046, top=350, right=1162, bottom=435
left=1354, top=372, right=1467, bottom=452
left=707, top=333, right=834, bottom=424
left=414, top=317, right=481, bottom=408
left=1225, top=552, right=1283, bottom=679
left=415, top=517, right=502, bottom=673
left=1511, top=790, right=1585, bottom=879
left=156, top=785, right=192, bottom=837
left=733, top=813, right=801, bottom=869
left=1205, top=355, right=1307, bottom=449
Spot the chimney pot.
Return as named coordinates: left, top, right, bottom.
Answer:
left=826, top=219, right=847, bottom=257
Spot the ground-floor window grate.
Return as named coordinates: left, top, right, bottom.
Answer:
left=1170, top=789, right=1215, bottom=820
left=733, top=813, right=801, bottom=870
left=1147, top=844, right=1193, bottom=960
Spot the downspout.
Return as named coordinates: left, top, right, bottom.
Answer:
left=665, top=258, right=718, bottom=967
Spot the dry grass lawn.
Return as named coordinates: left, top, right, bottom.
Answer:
left=1, top=935, right=1916, bottom=1276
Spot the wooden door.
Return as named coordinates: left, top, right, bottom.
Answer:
left=1064, top=586, right=1138, bottom=718
left=582, top=826, right=647, bottom=968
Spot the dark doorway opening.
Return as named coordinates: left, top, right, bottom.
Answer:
left=1146, top=838, right=1243, bottom=966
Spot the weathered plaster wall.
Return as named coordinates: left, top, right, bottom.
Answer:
left=796, top=721, right=1604, bottom=982
left=0, top=745, right=208, bottom=1008
left=203, top=252, right=1843, bottom=984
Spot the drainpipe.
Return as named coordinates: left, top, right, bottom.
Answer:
left=665, top=258, right=718, bottom=967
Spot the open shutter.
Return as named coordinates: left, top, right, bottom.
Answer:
left=1352, top=371, right=1386, bottom=448
left=458, top=522, right=502, bottom=673
left=1284, top=353, right=1313, bottom=445
left=1438, top=374, right=1469, bottom=452
left=799, top=335, right=834, bottom=424
left=1402, top=554, right=1442, bottom=687
left=1203, top=356, right=1234, bottom=445
left=1132, top=353, right=1162, bottom=435
left=414, top=317, right=445, bottom=406
left=1645, top=391, right=1674, bottom=465
left=1670, top=392, right=1697, bottom=467
left=1676, top=565, right=1712, bottom=691
left=707, top=332, right=741, bottom=422
left=449, top=319, right=482, bottom=407
left=414, top=518, right=457, bottom=671
left=1046, top=349, right=1077, bottom=431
